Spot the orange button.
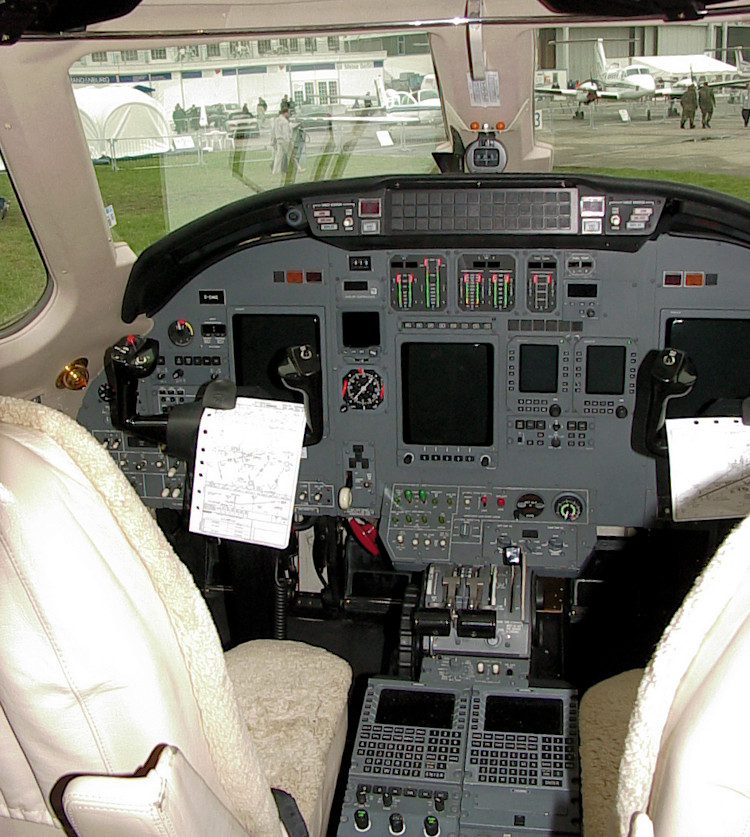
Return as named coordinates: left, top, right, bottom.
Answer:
left=684, top=272, right=704, bottom=286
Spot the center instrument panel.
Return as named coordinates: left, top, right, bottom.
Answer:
left=79, top=174, right=750, bottom=575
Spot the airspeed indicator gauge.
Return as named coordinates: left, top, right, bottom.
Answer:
left=342, top=368, right=384, bottom=410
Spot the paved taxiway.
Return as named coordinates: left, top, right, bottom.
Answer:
left=537, top=96, right=750, bottom=175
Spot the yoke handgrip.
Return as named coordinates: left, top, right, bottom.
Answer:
left=278, top=344, right=324, bottom=446
left=632, top=348, right=697, bottom=457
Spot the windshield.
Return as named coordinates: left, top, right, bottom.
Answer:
left=69, top=21, right=750, bottom=255
left=535, top=23, right=750, bottom=199
left=70, top=34, right=444, bottom=253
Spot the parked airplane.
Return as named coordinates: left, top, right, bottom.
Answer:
left=536, top=37, right=748, bottom=117
left=535, top=39, right=658, bottom=117
left=2, top=2, right=750, bottom=837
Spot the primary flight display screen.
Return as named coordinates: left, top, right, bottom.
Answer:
left=233, top=313, right=321, bottom=400
left=484, top=696, right=563, bottom=735
left=375, top=689, right=456, bottom=729
left=666, top=317, right=750, bottom=417
left=401, top=342, right=493, bottom=446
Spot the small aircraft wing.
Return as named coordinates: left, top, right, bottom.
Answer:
left=302, top=114, right=422, bottom=124
left=706, top=76, right=750, bottom=88
left=658, top=76, right=750, bottom=99
left=534, top=85, right=579, bottom=97
left=535, top=84, right=637, bottom=102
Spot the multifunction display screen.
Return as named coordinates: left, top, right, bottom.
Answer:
left=341, top=311, right=381, bottom=348
left=401, top=342, right=493, bottom=446
left=519, top=344, right=558, bottom=393
left=586, top=345, right=626, bottom=395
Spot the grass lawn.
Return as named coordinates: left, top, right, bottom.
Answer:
left=559, top=167, right=750, bottom=204
left=4, top=150, right=750, bottom=328
left=0, top=176, right=48, bottom=329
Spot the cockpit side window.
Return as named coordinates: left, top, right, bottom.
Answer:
left=0, top=150, right=50, bottom=331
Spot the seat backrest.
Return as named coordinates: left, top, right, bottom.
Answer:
left=0, top=395, right=281, bottom=836
left=614, top=514, right=750, bottom=836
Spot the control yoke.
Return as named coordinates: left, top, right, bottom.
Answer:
left=104, top=334, right=236, bottom=462
left=277, top=344, right=324, bottom=446
left=104, top=335, right=322, bottom=460
left=632, top=348, right=697, bottom=457
left=104, top=335, right=166, bottom=445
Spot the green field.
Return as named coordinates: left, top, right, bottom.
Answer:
left=4, top=149, right=750, bottom=329
left=559, top=167, right=750, bottom=204
left=0, top=184, right=49, bottom=329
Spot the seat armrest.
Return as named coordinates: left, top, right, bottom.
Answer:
left=62, top=745, right=253, bottom=837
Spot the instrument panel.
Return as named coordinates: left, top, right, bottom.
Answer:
left=79, top=175, right=750, bottom=573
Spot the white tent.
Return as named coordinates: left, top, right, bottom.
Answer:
left=637, top=54, right=740, bottom=79
left=73, top=86, right=171, bottom=160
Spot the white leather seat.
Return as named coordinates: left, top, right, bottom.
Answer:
left=0, top=395, right=352, bottom=837
left=579, top=514, right=750, bottom=837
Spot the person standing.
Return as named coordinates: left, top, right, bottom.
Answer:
left=698, top=81, right=715, bottom=128
left=257, top=96, right=267, bottom=127
left=680, top=83, right=697, bottom=129
left=741, top=83, right=750, bottom=127
left=291, top=123, right=306, bottom=171
left=270, top=103, right=293, bottom=173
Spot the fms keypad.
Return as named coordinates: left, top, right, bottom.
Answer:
left=469, top=730, right=576, bottom=787
left=347, top=682, right=470, bottom=785
left=466, top=688, right=578, bottom=789
left=339, top=680, right=580, bottom=837
left=356, top=725, right=463, bottom=780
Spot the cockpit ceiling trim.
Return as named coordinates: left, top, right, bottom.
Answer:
left=15, top=4, right=750, bottom=41
left=540, top=0, right=747, bottom=20
left=0, top=0, right=143, bottom=44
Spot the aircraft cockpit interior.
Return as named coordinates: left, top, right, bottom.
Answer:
left=2, top=1, right=750, bottom=836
